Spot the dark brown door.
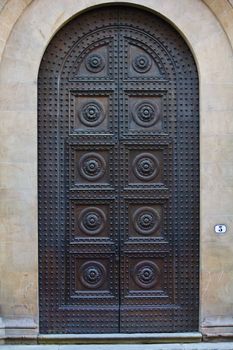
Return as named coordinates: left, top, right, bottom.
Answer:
left=38, top=6, right=199, bottom=334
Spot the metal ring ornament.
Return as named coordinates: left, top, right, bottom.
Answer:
left=132, top=54, right=152, bottom=73
left=79, top=152, right=106, bottom=181
left=79, top=101, right=105, bottom=127
left=132, top=101, right=160, bottom=128
left=80, top=261, right=106, bottom=289
left=78, top=207, right=106, bottom=235
left=133, top=260, right=160, bottom=289
left=133, top=206, right=161, bottom=236
left=85, top=53, right=105, bottom=73
left=132, top=152, right=160, bottom=181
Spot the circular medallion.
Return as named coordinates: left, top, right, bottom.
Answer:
left=79, top=101, right=105, bottom=127
left=79, top=152, right=106, bottom=181
left=133, top=207, right=160, bottom=235
left=132, top=54, right=152, bottom=73
left=132, top=101, right=160, bottom=127
left=80, top=261, right=106, bottom=289
left=78, top=207, right=106, bottom=235
left=132, top=260, right=160, bottom=289
left=85, top=53, right=105, bottom=73
left=133, top=153, right=160, bottom=181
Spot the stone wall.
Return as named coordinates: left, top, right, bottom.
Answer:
left=0, top=0, right=233, bottom=340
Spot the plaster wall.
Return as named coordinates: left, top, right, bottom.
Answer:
left=0, top=0, right=233, bottom=340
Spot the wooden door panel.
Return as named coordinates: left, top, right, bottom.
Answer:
left=39, top=6, right=199, bottom=334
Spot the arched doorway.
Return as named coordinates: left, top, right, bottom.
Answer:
left=38, top=5, right=199, bottom=334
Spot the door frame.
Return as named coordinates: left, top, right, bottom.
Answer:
left=0, top=0, right=233, bottom=339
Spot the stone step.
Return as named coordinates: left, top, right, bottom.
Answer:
left=1, top=344, right=233, bottom=350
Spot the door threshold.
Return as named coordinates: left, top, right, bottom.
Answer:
left=38, top=332, right=202, bottom=344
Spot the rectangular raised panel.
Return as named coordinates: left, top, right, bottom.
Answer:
left=128, top=95, right=163, bottom=132
left=122, top=91, right=167, bottom=135
left=70, top=201, right=114, bottom=240
left=127, top=202, right=164, bottom=239
left=124, top=256, right=169, bottom=298
left=67, top=254, right=119, bottom=304
left=128, top=149, right=163, bottom=185
left=122, top=142, right=171, bottom=188
left=70, top=145, right=115, bottom=188
left=69, top=92, right=114, bottom=134
left=74, top=257, right=113, bottom=293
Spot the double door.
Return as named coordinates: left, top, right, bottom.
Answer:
left=38, top=6, right=199, bottom=333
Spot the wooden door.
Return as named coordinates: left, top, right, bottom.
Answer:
left=38, top=6, right=199, bottom=334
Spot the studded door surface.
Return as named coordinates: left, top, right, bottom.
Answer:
left=38, top=6, right=199, bottom=334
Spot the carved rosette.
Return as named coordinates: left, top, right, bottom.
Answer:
left=80, top=261, right=106, bottom=289
left=133, top=153, right=160, bottom=181
left=133, top=260, right=160, bottom=289
left=133, top=207, right=160, bottom=235
left=132, top=101, right=160, bottom=127
left=78, top=207, right=106, bottom=235
left=132, top=54, right=152, bottom=73
left=79, top=152, right=106, bottom=181
left=79, top=101, right=105, bottom=127
left=85, top=53, right=105, bottom=73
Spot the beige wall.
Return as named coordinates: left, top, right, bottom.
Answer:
left=0, top=0, right=233, bottom=339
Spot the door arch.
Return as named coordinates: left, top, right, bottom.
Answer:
left=38, top=5, right=199, bottom=334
